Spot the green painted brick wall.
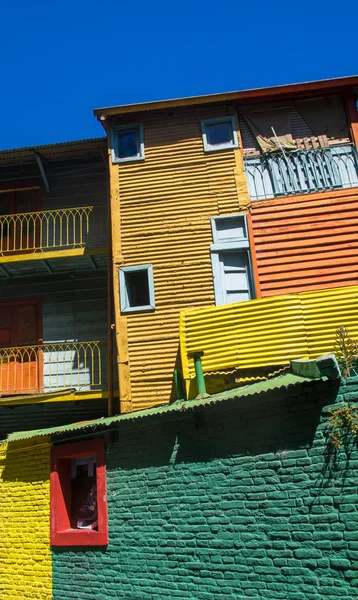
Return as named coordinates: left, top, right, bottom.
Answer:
left=53, top=378, right=358, bottom=599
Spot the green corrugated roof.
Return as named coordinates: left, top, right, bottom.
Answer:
left=6, top=373, right=326, bottom=442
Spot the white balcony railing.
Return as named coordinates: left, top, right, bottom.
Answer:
left=244, top=144, right=358, bottom=200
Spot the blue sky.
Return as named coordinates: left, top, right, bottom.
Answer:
left=1, top=0, right=357, bottom=149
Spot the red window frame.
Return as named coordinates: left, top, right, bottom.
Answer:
left=50, top=438, right=108, bottom=546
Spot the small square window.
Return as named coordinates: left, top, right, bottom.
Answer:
left=201, top=117, right=238, bottom=152
left=119, top=264, right=155, bottom=313
left=50, top=439, right=108, bottom=546
left=110, top=123, right=144, bottom=163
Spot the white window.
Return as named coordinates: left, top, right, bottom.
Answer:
left=119, top=264, right=155, bottom=313
left=110, top=123, right=144, bottom=163
left=210, top=215, right=255, bottom=306
left=201, top=117, right=239, bottom=152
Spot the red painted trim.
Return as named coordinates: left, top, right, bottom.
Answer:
left=247, top=213, right=261, bottom=299
left=50, top=438, right=108, bottom=546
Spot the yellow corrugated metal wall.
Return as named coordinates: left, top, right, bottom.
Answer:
left=111, top=103, right=250, bottom=410
left=180, top=285, right=358, bottom=397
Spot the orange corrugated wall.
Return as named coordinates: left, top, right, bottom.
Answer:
left=251, top=187, right=358, bottom=296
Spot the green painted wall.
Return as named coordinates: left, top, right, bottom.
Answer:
left=53, top=378, right=358, bottom=599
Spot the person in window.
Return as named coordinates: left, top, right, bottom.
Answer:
left=76, top=484, right=98, bottom=530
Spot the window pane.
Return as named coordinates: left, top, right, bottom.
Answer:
left=215, top=217, right=246, bottom=241
left=125, top=269, right=150, bottom=307
left=206, top=122, right=233, bottom=147
left=220, top=252, right=251, bottom=303
left=116, top=129, right=139, bottom=158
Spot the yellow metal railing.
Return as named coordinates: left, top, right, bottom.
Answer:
left=180, top=285, right=358, bottom=394
left=0, top=206, right=94, bottom=254
left=0, top=341, right=104, bottom=395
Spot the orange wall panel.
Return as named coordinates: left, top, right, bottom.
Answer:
left=251, top=188, right=358, bottom=296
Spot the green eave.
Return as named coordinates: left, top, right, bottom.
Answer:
left=6, top=372, right=328, bottom=442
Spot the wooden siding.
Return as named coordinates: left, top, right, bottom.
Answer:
left=251, top=187, right=358, bottom=296
left=111, top=103, right=251, bottom=410
left=0, top=271, right=110, bottom=392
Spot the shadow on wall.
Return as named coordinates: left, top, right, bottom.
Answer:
left=105, top=378, right=341, bottom=473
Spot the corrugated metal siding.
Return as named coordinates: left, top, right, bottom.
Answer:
left=0, top=398, right=107, bottom=440
left=251, top=187, right=358, bottom=295
left=0, top=271, right=110, bottom=391
left=180, top=284, right=358, bottom=394
left=114, top=103, right=251, bottom=410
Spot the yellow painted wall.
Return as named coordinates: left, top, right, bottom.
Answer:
left=110, top=102, right=250, bottom=411
left=0, top=438, right=52, bottom=600
left=180, top=284, right=358, bottom=397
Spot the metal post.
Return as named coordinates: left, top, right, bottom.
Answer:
left=187, top=350, right=208, bottom=397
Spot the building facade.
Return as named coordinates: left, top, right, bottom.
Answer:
left=0, top=138, right=116, bottom=434
left=95, top=76, right=358, bottom=410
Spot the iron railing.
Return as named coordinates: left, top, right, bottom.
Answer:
left=0, top=341, right=105, bottom=395
left=0, top=206, right=103, bottom=255
left=244, top=144, right=358, bottom=200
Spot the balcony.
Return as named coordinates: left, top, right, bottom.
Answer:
left=0, top=205, right=107, bottom=277
left=0, top=341, right=106, bottom=399
left=244, top=144, right=358, bottom=201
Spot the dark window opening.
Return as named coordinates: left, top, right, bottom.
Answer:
left=206, top=122, right=233, bottom=147
left=126, top=269, right=150, bottom=307
left=70, top=456, right=98, bottom=531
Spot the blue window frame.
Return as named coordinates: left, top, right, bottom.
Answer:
left=119, top=264, right=155, bottom=313
left=201, top=117, right=239, bottom=152
left=110, top=123, right=144, bottom=164
left=210, top=214, right=255, bottom=306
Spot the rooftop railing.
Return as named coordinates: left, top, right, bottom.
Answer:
left=244, top=143, right=358, bottom=200
left=0, top=205, right=106, bottom=255
left=0, top=340, right=105, bottom=395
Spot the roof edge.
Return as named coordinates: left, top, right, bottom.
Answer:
left=94, top=75, right=358, bottom=118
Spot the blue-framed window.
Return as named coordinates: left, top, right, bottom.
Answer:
left=210, top=215, right=255, bottom=306
left=119, top=264, right=155, bottom=313
left=110, top=124, right=144, bottom=164
left=201, top=117, right=239, bottom=152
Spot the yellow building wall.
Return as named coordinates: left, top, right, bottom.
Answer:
left=0, top=438, right=52, bottom=600
left=180, top=284, right=358, bottom=397
left=110, top=103, right=251, bottom=411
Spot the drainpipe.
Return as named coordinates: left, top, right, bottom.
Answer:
left=100, top=149, right=114, bottom=417
left=187, top=351, right=208, bottom=398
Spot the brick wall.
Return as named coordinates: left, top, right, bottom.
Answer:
left=0, top=437, right=51, bottom=600
left=52, top=377, right=358, bottom=599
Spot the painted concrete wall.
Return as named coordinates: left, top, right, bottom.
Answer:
left=52, top=377, right=358, bottom=600
left=0, top=437, right=51, bottom=600
left=109, top=102, right=251, bottom=411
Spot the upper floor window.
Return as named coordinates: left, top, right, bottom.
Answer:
left=110, top=123, right=144, bottom=164
left=210, top=214, right=255, bottom=306
left=201, top=117, right=239, bottom=152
